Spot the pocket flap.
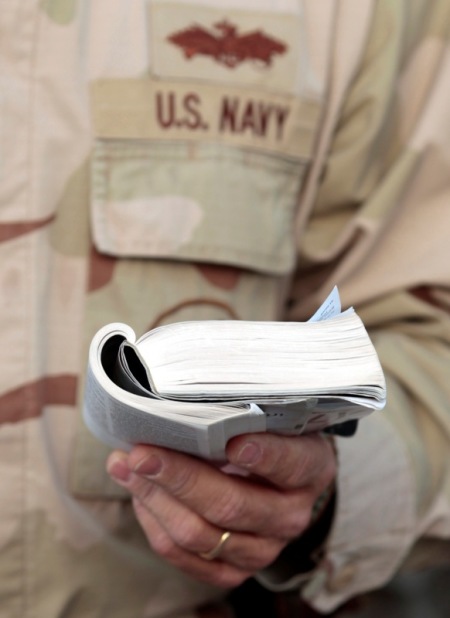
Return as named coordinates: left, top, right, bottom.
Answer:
left=90, top=78, right=320, bottom=275
left=91, top=139, right=307, bottom=275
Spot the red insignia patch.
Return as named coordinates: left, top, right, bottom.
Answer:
left=167, top=19, right=288, bottom=69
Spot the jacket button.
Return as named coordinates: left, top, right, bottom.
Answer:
left=327, top=564, right=356, bottom=592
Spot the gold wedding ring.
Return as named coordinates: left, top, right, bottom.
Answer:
left=199, top=531, right=231, bottom=561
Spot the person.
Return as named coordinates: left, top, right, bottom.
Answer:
left=1, top=1, right=449, bottom=616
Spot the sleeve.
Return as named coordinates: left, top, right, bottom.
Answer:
left=259, top=0, right=450, bottom=612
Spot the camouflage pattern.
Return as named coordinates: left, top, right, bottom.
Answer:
left=0, top=1, right=449, bottom=616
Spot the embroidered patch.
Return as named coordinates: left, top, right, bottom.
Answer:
left=167, top=19, right=288, bottom=69
left=149, top=1, right=315, bottom=98
left=91, top=79, right=320, bottom=160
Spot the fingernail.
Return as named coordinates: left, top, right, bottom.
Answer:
left=107, top=454, right=131, bottom=483
left=133, top=454, right=163, bottom=477
left=236, top=442, right=261, bottom=466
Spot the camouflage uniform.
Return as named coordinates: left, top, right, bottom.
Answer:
left=0, top=1, right=449, bottom=616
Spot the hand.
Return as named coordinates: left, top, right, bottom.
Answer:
left=106, top=433, right=336, bottom=588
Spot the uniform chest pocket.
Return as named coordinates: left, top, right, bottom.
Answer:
left=89, top=78, right=321, bottom=276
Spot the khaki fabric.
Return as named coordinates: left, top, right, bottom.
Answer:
left=0, top=1, right=449, bottom=617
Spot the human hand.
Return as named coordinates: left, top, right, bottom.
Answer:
left=106, top=433, right=336, bottom=588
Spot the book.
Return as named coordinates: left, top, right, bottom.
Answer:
left=83, top=287, right=386, bottom=460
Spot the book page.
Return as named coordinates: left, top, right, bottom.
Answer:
left=127, top=285, right=387, bottom=403
left=84, top=359, right=266, bottom=459
left=133, top=309, right=384, bottom=400
left=307, top=286, right=341, bottom=322
left=84, top=363, right=200, bottom=452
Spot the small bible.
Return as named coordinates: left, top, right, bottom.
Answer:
left=83, top=288, right=386, bottom=460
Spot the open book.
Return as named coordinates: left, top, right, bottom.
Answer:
left=84, top=288, right=386, bottom=460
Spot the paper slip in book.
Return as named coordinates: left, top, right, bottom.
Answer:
left=84, top=287, right=386, bottom=460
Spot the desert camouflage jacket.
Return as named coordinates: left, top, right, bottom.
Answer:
left=0, top=1, right=449, bottom=617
